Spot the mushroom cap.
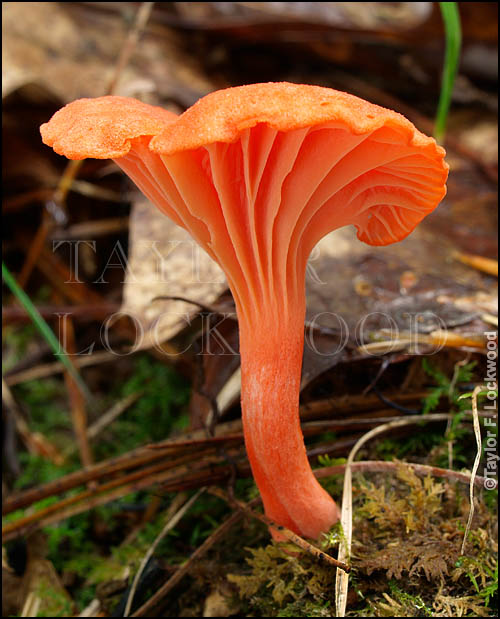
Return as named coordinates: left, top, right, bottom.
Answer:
left=40, top=96, right=177, bottom=159
left=149, top=82, right=439, bottom=155
left=40, top=83, right=448, bottom=248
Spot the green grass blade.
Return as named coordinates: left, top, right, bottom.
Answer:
left=435, top=2, right=462, bottom=142
left=2, top=261, right=92, bottom=402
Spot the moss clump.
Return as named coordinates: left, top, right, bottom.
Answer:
left=352, top=465, right=497, bottom=616
left=227, top=465, right=497, bottom=617
left=228, top=541, right=338, bottom=617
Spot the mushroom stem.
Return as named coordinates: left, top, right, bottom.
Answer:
left=238, top=298, right=339, bottom=539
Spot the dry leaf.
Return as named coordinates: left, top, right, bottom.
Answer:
left=121, top=197, right=227, bottom=346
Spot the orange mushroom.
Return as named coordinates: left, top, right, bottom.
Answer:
left=41, top=83, right=448, bottom=539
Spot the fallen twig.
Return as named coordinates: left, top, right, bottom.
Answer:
left=4, top=350, right=124, bottom=387
left=87, top=391, right=144, bottom=441
left=2, top=452, right=225, bottom=541
left=208, top=487, right=350, bottom=573
left=3, top=420, right=245, bottom=514
left=453, top=251, right=498, bottom=277
left=105, top=2, right=155, bottom=95
left=3, top=411, right=485, bottom=543
left=63, top=316, right=93, bottom=467
left=315, top=460, right=487, bottom=487
left=131, top=499, right=261, bottom=617
left=2, top=379, right=64, bottom=466
left=124, top=489, right=204, bottom=617
left=2, top=302, right=121, bottom=325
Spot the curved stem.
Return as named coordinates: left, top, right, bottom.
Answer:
left=238, top=302, right=339, bottom=539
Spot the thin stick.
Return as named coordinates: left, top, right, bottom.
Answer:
left=17, top=158, right=77, bottom=289
left=63, top=315, right=93, bottom=467
left=447, top=356, right=472, bottom=470
left=2, top=379, right=64, bottom=465
left=6, top=411, right=484, bottom=515
left=3, top=302, right=121, bottom=325
left=2, top=453, right=245, bottom=542
left=78, top=599, right=101, bottom=617
left=2, top=432, right=218, bottom=515
left=87, top=391, right=144, bottom=441
left=61, top=391, right=144, bottom=460
left=315, top=460, right=487, bottom=488
left=131, top=501, right=260, bottom=617
left=208, top=487, right=350, bottom=572
left=152, top=295, right=235, bottom=318
left=148, top=413, right=442, bottom=451
left=4, top=350, right=121, bottom=387
left=453, top=251, right=498, bottom=277
left=105, top=2, right=155, bottom=95
left=2, top=453, right=215, bottom=538
left=3, top=443, right=159, bottom=514
left=81, top=493, right=187, bottom=617
left=15, top=1, right=155, bottom=293
left=461, top=386, right=483, bottom=555
left=124, top=489, right=204, bottom=617
left=17, top=216, right=54, bottom=289
left=481, top=314, right=498, bottom=327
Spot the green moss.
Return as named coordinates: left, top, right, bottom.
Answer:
left=32, top=579, right=74, bottom=617
left=2, top=323, right=38, bottom=372
left=227, top=462, right=497, bottom=617
left=351, top=465, right=497, bottom=616
left=15, top=454, right=79, bottom=490
left=94, top=354, right=190, bottom=458
left=6, top=351, right=193, bottom=614
left=228, top=542, right=336, bottom=616
left=317, top=454, right=346, bottom=468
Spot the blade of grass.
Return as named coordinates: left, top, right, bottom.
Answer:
left=2, top=261, right=92, bottom=403
left=460, top=385, right=484, bottom=555
left=435, top=2, right=462, bottom=142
